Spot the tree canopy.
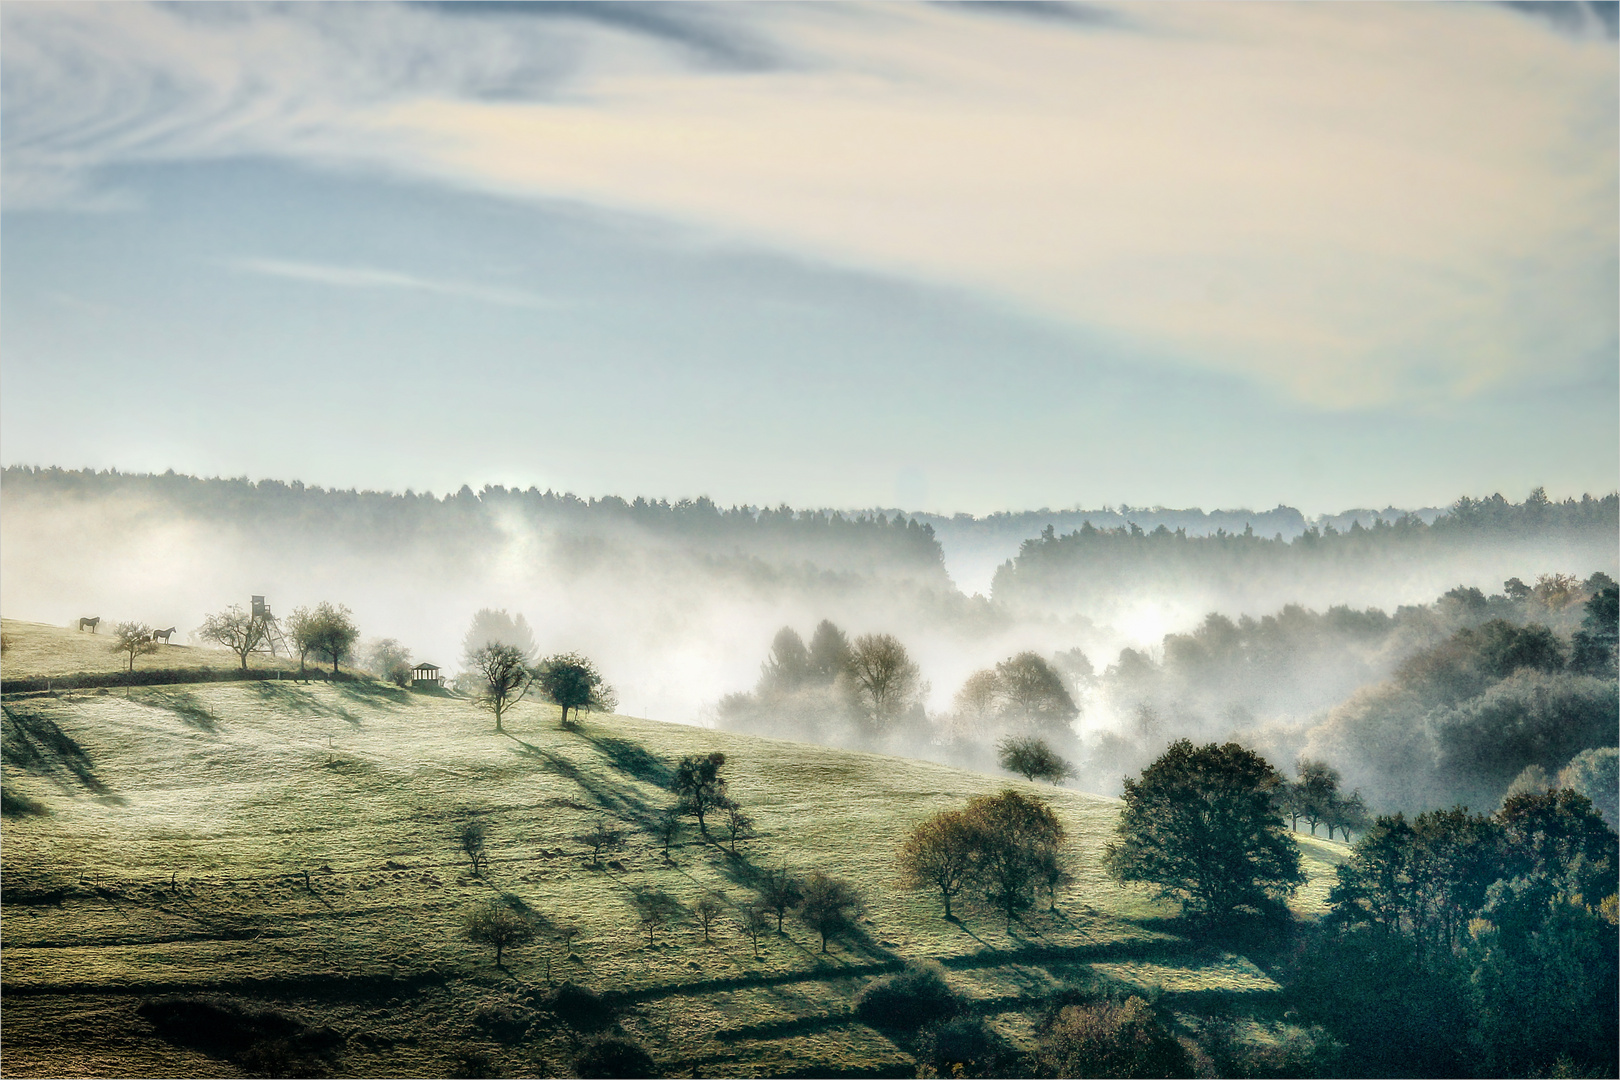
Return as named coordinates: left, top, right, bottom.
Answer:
left=1104, top=740, right=1303, bottom=925
left=534, top=652, right=615, bottom=727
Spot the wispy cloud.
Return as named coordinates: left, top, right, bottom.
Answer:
left=5, top=2, right=1614, bottom=410
left=231, top=257, right=561, bottom=310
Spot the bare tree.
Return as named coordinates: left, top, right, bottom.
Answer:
left=760, top=866, right=803, bottom=931
left=198, top=605, right=266, bottom=671
left=655, top=807, right=682, bottom=859
left=631, top=890, right=685, bottom=946
left=464, top=898, right=536, bottom=968
left=898, top=809, right=977, bottom=920
left=848, top=633, right=922, bottom=733
left=111, top=621, right=157, bottom=675
left=459, top=820, right=490, bottom=876
left=738, top=902, right=772, bottom=958
left=693, top=891, right=725, bottom=943
left=722, top=803, right=755, bottom=854
left=578, top=821, right=626, bottom=867
left=470, top=643, right=532, bottom=733
left=797, top=872, right=864, bottom=953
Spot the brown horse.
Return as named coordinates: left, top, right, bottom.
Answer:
left=78, top=616, right=100, bottom=633
left=151, top=627, right=177, bottom=644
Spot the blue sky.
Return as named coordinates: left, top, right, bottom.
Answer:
left=2, top=1, right=1615, bottom=515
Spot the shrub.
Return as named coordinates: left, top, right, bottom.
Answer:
left=544, top=982, right=616, bottom=1028
left=573, top=1036, right=658, bottom=1078
left=1032, top=995, right=1190, bottom=1079
left=855, top=960, right=961, bottom=1030
left=137, top=995, right=342, bottom=1077
left=916, top=1015, right=1012, bottom=1077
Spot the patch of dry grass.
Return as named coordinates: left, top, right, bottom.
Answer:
left=2, top=618, right=302, bottom=682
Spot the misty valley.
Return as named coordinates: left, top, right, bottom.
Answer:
left=1, top=469, right=1616, bottom=1079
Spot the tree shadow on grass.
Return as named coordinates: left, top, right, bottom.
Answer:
left=249, top=682, right=363, bottom=728
left=574, top=729, right=675, bottom=788
left=146, top=690, right=223, bottom=733
left=335, top=680, right=410, bottom=709
left=2, top=701, right=114, bottom=796
left=501, top=735, right=661, bottom=827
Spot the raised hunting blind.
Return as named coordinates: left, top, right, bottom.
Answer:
left=250, top=595, right=289, bottom=656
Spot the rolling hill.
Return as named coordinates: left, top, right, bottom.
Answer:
left=1, top=621, right=1347, bottom=1077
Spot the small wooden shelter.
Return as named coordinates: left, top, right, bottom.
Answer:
left=411, top=662, right=444, bottom=689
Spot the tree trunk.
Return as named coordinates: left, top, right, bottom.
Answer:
left=942, top=891, right=952, bottom=919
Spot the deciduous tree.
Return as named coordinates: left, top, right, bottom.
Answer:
left=535, top=652, right=615, bottom=727
left=670, top=752, right=730, bottom=835
left=898, top=809, right=977, bottom=920
left=306, top=602, right=359, bottom=678
left=997, top=736, right=1077, bottom=785
left=469, top=643, right=532, bottom=733
left=848, top=633, right=922, bottom=734
left=198, top=605, right=266, bottom=671
left=464, top=898, right=535, bottom=968
left=111, top=621, right=157, bottom=675
left=1104, top=740, right=1304, bottom=926
left=797, top=872, right=864, bottom=953
left=965, top=790, right=1065, bottom=929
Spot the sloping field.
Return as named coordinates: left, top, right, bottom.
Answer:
left=2, top=618, right=302, bottom=682
left=1, top=625, right=1347, bottom=1077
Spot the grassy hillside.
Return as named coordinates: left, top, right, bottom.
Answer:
left=2, top=623, right=1347, bottom=1077
left=2, top=618, right=302, bottom=682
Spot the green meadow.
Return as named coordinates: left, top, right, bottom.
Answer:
left=2, top=623, right=1348, bottom=1077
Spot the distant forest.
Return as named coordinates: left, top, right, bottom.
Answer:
left=992, top=488, right=1617, bottom=614
left=6, top=468, right=1612, bottom=602
left=0, top=467, right=950, bottom=585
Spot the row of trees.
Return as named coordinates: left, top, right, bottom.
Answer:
left=192, top=601, right=360, bottom=677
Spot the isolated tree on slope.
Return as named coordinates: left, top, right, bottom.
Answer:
left=306, top=602, right=359, bottom=678
left=111, top=621, right=157, bottom=675
left=797, top=872, right=864, bottom=953
left=464, top=898, right=535, bottom=968
left=198, top=605, right=266, bottom=671
left=470, top=643, right=532, bottom=733
left=284, top=606, right=318, bottom=681
left=535, top=652, right=615, bottom=727
left=670, top=752, right=730, bottom=835
left=998, top=736, right=1077, bottom=785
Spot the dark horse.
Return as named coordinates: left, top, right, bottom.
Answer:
left=151, top=627, right=177, bottom=644
left=78, top=616, right=100, bottom=633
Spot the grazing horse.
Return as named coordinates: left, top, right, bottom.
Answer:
left=78, top=616, right=100, bottom=633
left=151, top=627, right=177, bottom=644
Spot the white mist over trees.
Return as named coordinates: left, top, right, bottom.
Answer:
left=2, top=466, right=1614, bottom=821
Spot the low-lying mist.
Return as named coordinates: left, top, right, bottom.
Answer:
left=2, top=468, right=1614, bottom=819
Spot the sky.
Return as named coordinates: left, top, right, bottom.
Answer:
left=2, top=1, right=1616, bottom=517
